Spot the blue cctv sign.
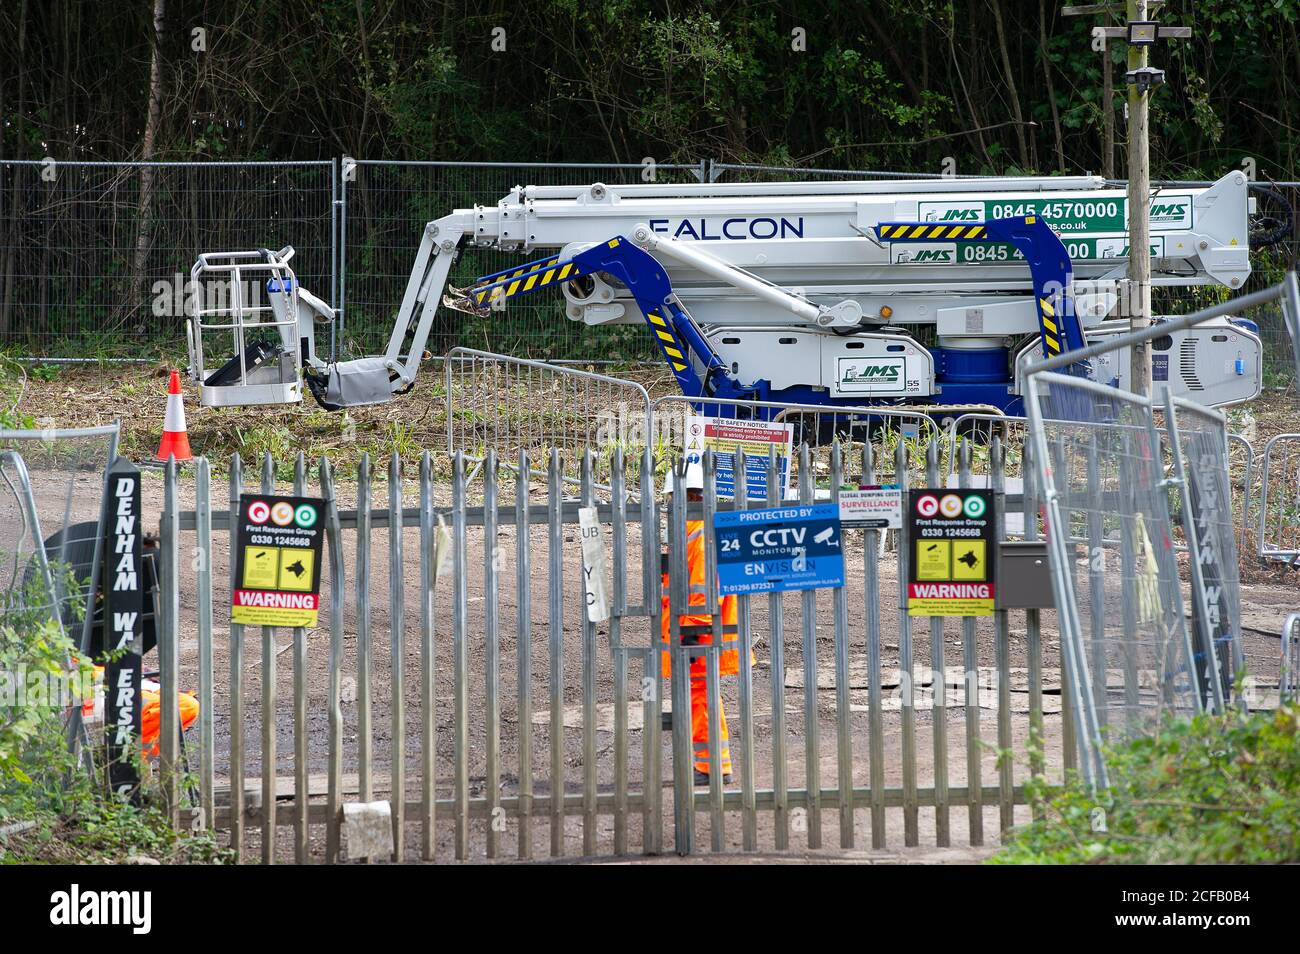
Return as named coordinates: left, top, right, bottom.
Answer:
left=713, top=503, right=844, bottom=595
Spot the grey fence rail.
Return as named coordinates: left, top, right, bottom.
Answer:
left=155, top=439, right=1086, bottom=863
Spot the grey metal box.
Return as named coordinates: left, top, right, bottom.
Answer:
left=996, top=541, right=1055, bottom=610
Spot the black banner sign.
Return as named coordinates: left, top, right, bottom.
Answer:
left=104, top=457, right=143, bottom=798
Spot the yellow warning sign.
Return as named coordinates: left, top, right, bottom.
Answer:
left=951, top=540, right=987, bottom=581
left=277, top=547, right=315, bottom=592
left=242, top=546, right=279, bottom=589
left=233, top=494, right=325, bottom=628
left=915, top=540, right=950, bottom=581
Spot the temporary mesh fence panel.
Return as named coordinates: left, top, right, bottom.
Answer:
left=1257, top=433, right=1300, bottom=563
left=650, top=393, right=945, bottom=498
left=1165, top=397, right=1245, bottom=694
left=340, top=161, right=704, bottom=360
left=444, top=347, right=653, bottom=487
left=0, top=425, right=120, bottom=793
left=1025, top=372, right=1201, bottom=786
left=0, top=162, right=334, bottom=353
left=1282, top=614, right=1300, bottom=703
left=0, top=426, right=119, bottom=646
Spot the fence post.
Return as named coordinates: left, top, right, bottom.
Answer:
left=514, top=450, right=532, bottom=859
left=958, top=439, right=982, bottom=846
left=228, top=454, right=246, bottom=859
left=702, top=449, right=726, bottom=851
left=863, top=442, right=886, bottom=848
left=991, top=438, right=1014, bottom=836
left=420, top=450, right=438, bottom=861
left=259, top=454, right=277, bottom=863
left=388, top=452, right=407, bottom=860
left=195, top=456, right=215, bottom=832
left=580, top=450, right=599, bottom=855
left=546, top=449, right=564, bottom=856
left=767, top=446, right=789, bottom=849
left=668, top=456, right=694, bottom=855
left=159, top=457, right=181, bottom=828
left=642, top=444, right=664, bottom=855
left=896, top=441, right=918, bottom=846
left=927, top=437, right=949, bottom=847
left=356, top=454, right=373, bottom=803
left=484, top=449, right=501, bottom=859
left=610, top=446, right=629, bottom=857
left=452, top=451, right=470, bottom=859
left=321, top=457, right=345, bottom=863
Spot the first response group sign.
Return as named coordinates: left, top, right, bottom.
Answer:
left=232, top=494, right=325, bottom=627
left=906, top=489, right=996, bottom=617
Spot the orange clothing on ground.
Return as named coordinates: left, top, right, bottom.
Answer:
left=82, top=666, right=200, bottom=757
left=141, top=685, right=200, bottom=757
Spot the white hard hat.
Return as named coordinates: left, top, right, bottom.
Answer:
left=662, top=461, right=705, bottom=495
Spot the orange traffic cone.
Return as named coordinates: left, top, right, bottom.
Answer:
left=155, top=370, right=193, bottom=463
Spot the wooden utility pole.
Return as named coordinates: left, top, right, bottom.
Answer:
left=1064, top=2, right=1189, bottom=396
left=1126, top=0, right=1153, bottom=397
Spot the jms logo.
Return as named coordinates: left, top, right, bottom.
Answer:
left=837, top=356, right=907, bottom=394
left=920, top=201, right=982, bottom=222
left=894, top=244, right=953, bottom=264
left=844, top=364, right=900, bottom=381
left=1148, top=199, right=1191, bottom=227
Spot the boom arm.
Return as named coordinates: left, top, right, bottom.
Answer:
left=873, top=215, right=1088, bottom=360
left=457, top=236, right=758, bottom=398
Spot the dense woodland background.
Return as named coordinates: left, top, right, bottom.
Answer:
left=1, top=1, right=1298, bottom=365
left=1, top=0, right=1296, bottom=180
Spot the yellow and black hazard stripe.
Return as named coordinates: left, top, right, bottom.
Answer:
left=469, top=257, right=585, bottom=307
left=1039, top=296, right=1061, bottom=354
left=877, top=223, right=989, bottom=241
left=645, top=310, right=688, bottom=373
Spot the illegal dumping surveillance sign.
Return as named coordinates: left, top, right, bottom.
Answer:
left=232, top=494, right=325, bottom=627
left=906, top=489, right=996, bottom=617
left=714, top=503, right=844, bottom=595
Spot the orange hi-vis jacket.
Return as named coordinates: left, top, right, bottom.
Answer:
left=660, top=519, right=748, bottom=679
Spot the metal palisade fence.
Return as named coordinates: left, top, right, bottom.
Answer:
left=154, top=437, right=1093, bottom=862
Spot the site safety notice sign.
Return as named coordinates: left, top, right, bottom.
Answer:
left=684, top=414, right=793, bottom=501
left=714, top=503, right=844, bottom=595
left=906, top=489, right=995, bottom=617
left=232, top=494, right=325, bottom=627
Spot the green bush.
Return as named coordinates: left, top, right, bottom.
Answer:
left=1, top=572, right=228, bottom=864
left=995, top=703, right=1300, bottom=864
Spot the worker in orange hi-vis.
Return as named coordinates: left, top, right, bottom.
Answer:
left=82, top=666, right=199, bottom=758
left=660, top=461, right=753, bottom=787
